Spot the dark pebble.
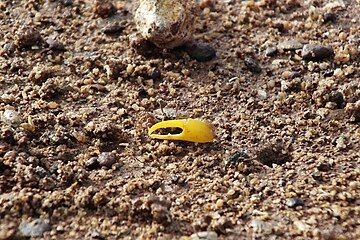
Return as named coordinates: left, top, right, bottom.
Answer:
left=329, top=91, right=344, bottom=109
left=317, top=162, right=332, bottom=172
left=98, top=152, right=116, bottom=168
left=265, top=47, right=277, bottom=57
left=225, top=151, right=249, bottom=168
left=323, top=12, right=337, bottom=23
left=16, top=28, right=43, bottom=49
left=286, top=198, right=304, bottom=208
left=323, top=69, right=334, bottom=77
left=151, top=68, right=161, bottom=80
left=184, top=42, right=216, bottom=62
left=93, top=0, right=116, bottom=18
left=256, top=143, right=292, bottom=167
left=244, top=56, right=262, bottom=73
left=103, top=24, right=125, bottom=35
left=61, top=0, right=73, bottom=6
left=19, top=219, right=51, bottom=237
left=85, top=157, right=99, bottom=170
left=302, top=44, right=334, bottom=61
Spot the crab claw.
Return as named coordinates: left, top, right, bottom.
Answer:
left=148, top=119, right=215, bottom=143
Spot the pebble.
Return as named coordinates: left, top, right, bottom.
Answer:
left=225, top=150, right=249, bottom=168
left=328, top=91, right=344, bottom=109
left=184, top=42, right=216, bottom=62
left=257, top=89, right=268, bottom=100
left=46, top=38, right=66, bottom=51
left=256, top=144, right=292, bottom=167
left=286, top=198, right=304, bottom=208
left=2, top=42, right=15, bottom=55
left=103, top=24, right=125, bottom=35
left=2, top=109, right=21, bottom=126
left=244, top=56, right=262, bottom=73
left=135, top=0, right=195, bottom=49
left=323, top=69, right=334, bottom=77
left=278, top=40, right=303, bottom=51
left=323, top=12, right=337, bottom=23
left=190, top=231, right=218, bottom=240
left=85, top=157, right=100, bottom=170
left=61, top=0, right=73, bottom=6
left=18, top=219, right=51, bottom=237
left=97, top=152, right=116, bottom=168
left=93, top=0, right=116, bottom=18
left=265, top=47, right=277, bottom=57
left=301, top=44, right=334, bottom=61
left=16, top=27, right=42, bottom=49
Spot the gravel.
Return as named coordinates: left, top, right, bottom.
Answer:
left=0, top=0, right=359, bottom=239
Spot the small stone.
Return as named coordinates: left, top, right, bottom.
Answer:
left=2, top=109, right=21, bottom=126
left=244, top=56, right=262, bottom=73
left=103, top=24, right=125, bottom=35
left=135, top=0, right=196, bottom=49
left=286, top=198, right=304, bottom=208
left=257, top=89, right=268, bottom=100
left=302, top=44, right=334, bottom=61
left=328, top=91, right=344, bottom=109
left=323, top=12, right=337, bottom=23
left=265, top=47, right=277, bottom=57
left=16, top=27, right=42, bottom=49
left=224, top=150, right=249, bottom=168
left=1, top=42, right=15, bottom=56
left=93, top=0, right=116, bottom=18
left=97, top=152, right=116, bottom=168
left=190, top=231, right=218, bottom=240
left=323, top=69, right=334, bottom=77
left=61, top=0, right=73, bottom=6
left=46, top=38, right=66, bottom=51
left=215, top=199, right=224, bottom=208
left=85, top=157, right=99, bottom=170
left=278, top=40, right=303, bottom=51
left=19, top=219, right=51, bottom=237
left=184, top=42, right=216, bottom=62
left=256, top=143, right=292, bottom=167
left=317, top=162, right=331, bottom=172
left=335, top=136, right=347, bottom=149
left=47, top=101, right=59, bottom=109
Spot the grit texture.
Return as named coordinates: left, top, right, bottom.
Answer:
left=0, top=0, right=359, bottom=239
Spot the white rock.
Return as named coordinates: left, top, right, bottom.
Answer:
left=257, top=89, right=268, bottom=100
left=134, top=0, right=196, bottom=49
left=2, top=109, right=21, bottom=125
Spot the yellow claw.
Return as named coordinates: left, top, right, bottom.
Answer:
left=148, top=119, right=215, bottom=143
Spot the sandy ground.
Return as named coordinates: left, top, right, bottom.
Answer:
left=0, top=0, right=359, bottom=239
